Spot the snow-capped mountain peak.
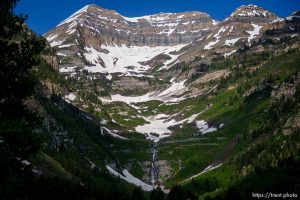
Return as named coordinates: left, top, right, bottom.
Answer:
left=44, top=4, right=217, bottom=78
left=47, top=4, right=214, bottom=47
left=227, top=4, right=280, bottom=23
left=43, top=4, right=288, bottom=81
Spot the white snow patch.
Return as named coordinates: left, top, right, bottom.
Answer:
left=57, top=52, right=68, bottom=57
left=204, top=40, right=219, bottom=50
left=100, top=79, right=188, bottom=104
left=46, top=34, right=58, bottom=42
left=177, top=30, right=187, bottom=34
left=158, top=58, right=181, bottom=71
left=123, top=16, right=139, bottom=23
left=196, top=120, right=217, bottom=134
left=106, top=165, right=153, bottom=191
left=184, top=164, right=223, bottom=182
left=59, top=44, right=75, bottom=48
left=212, top=20, right=219, bottom=25
left=97, top=15, right=109, bottom=20
left=170, top=77, right=176, bottom=83
left=50, top=40, right=65, bottom=47
left=21, top=160, right=31, bottom=166
left=246, top=24, right=262, bottom=42
left=32, top=169, right=42, bottom=175
left=224, top=50, right=237, bottom=58
left=156, top=79, right=187, bottom=98
left=224, top=38, right=240, bottom=46
left=272, top=17, right=284, bottom=23
left=83, top=44, right=186, bottom=75
left=100, top=127, right=128, bottom=140
left=101, top=93, right=152, bottom=105
left=68, top=21, right=78, bottom=29
left=204, top=26, right=227, bottom=50
left=59, top=66, right=77, bottom=73
left=123, top=13, right=174, bottom=23
left=136, top=113, right=200, bottom=142
left=230, top=5, right=268, bottom=18
left=65, top=93, right=76, bottom=101
left=177, top=14, right=185, bottom=19
left=106, top=74, right=112, bottom=80
left=66, top=29, right=76, bottom=35
left=286, top=15, right=300, bottom=21
left=57, top=5, right=89, bottom=26
left=190, top=30, right=202, bottom=33
left=291, top=33, right=298, bottom=38
left=83, top=65, right=103, bottom=73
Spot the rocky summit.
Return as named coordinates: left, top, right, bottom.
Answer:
left=44, top=4, right=218, bottom=78
left=40, top=2, right=300, bottom=144
left=44, top=4, right=285, bottom=79
left=180, top=5, right=282, bottom=63
left=45, top=4, right=214, bottom=47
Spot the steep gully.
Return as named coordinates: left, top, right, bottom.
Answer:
left=150, top=142, right=158, bottom=186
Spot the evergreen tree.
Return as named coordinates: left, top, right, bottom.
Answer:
left=167, top=185, right=185, bottom=200
left=149, top=187, right=165, bottom=200
left=0, top=0, right=45, bottom=181
left=223, top=188, right=241, bottom=200
left=131, top=186, right=145, bottom=200
left=186, top=190, right=198, bottom=200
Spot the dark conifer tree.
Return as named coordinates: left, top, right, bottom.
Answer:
left=149, top=187, right=165, bottom=200
left=0, top=0, right=45, bottom=184
left=131, top=186, right=145, bottom=200
left=167, top=185, right=185, bottom=200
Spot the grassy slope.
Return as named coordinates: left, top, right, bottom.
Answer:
left=157, top=50, right=300, bottom=187
left=169, top=48, right=300, bottom=198
left=35, top=37, right=300, bottom=196
left=33, top=58, right=152, bottom=195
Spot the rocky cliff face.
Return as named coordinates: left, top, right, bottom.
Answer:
left=43, top=4, right=216, bottom=80
left=226, top=4, right=280, bottom=23
left=45, top=4, right=214, bottom=47
left=179, top=5, right=282, bottom=63
left=266, top=10, right=300, bottom=37
left=43, top=4, right=295, bottom=93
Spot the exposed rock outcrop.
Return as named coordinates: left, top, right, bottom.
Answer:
left=45, top=4, right=214, bottom=47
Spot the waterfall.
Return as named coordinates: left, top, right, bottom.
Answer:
left=150, top=143, right=158, bottom=186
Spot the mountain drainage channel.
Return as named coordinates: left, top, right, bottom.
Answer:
left=149, top=142, right=159, bottom=186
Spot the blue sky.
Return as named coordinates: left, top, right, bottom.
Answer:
left=15, top=0, right=299, bottom=35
